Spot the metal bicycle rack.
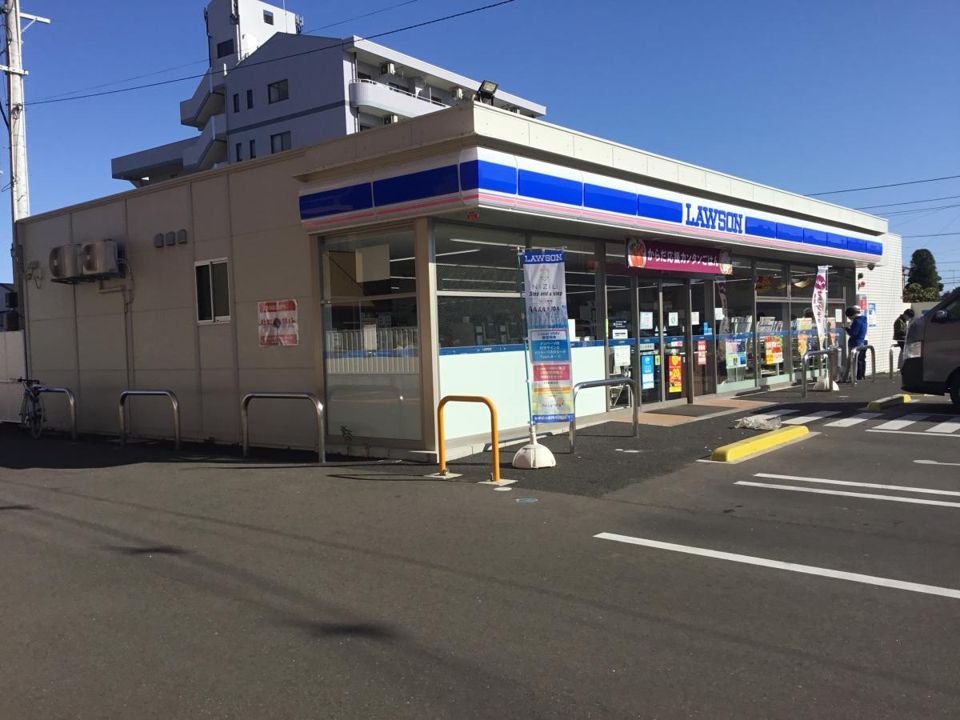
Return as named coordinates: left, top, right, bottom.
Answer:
left=569, top=376, right=639, bottom=453
left=848, top=345, right=877, bottom=387
left=799, top=347, right=841, bottom=399
left=241, top=392, right=325, bottom=464
left=889, top=344, right=902, bottom=379
left=118, top=390, right=181, bottom=451
left=37, top=386, right=78, bottom=440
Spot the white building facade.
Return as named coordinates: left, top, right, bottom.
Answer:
left=112, top=0, right=544, bottom=186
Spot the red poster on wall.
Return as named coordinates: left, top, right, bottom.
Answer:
left=258, top=299, right=299, bottom=346
left=697, top=339, right=707, bottom=366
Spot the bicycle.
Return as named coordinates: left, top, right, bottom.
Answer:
left=16, top=377, right=45, bottom=439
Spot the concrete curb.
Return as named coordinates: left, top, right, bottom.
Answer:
left=866, top=394, right=912, bottom=411
left=710, top=426, right=810, bottom=463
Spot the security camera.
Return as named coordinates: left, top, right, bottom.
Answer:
left=867, top=263, right=876, bottom=271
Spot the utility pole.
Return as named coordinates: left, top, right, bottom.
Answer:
left=1, top=0, right=48, bottom=367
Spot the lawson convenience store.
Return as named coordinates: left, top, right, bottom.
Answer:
left=299, top=111, right=892, bottom=449
left=18, top=103, right=895, bottom=456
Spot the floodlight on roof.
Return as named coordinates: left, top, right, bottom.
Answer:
left=476, top=80, right=498, bottom=105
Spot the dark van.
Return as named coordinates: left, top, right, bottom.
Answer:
left=900, top=289, right=960, bottom=406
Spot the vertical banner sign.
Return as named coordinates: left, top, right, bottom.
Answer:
left=812, top=266, right=829, bottom=349
left=258, top=299, right=299, bottom=346
left=523, top=251, right=574, bottom=423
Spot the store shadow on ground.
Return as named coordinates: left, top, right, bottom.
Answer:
left=0, top=423, right=364, bottom=471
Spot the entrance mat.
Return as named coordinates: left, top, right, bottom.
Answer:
left=648, top=404, right=739, bottom=417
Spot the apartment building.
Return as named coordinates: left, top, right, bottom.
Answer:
left=111, top=0, right=545, bottom=186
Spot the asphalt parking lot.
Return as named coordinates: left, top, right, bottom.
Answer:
left=1, top=378, right=958, bottom=719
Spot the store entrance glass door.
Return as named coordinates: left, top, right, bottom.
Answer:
left=661, top=282, right=688, bottom=400
left=691, top=279, right=717, bottom=396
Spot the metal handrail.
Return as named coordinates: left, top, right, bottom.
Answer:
left=241, top=393, right=325, bottom=464
left=889, top=343, right=902, bottom=379
left=37, top=386, right=78, bottom=440
left=570, top=376, right=639, bottom=452
left=799, top=347, right=840, bottom=399
left=436, top=395, right=502, bottom=484
left=119, top=390, right=181, bottom=451
left=849, top=345, right=877, bottom=387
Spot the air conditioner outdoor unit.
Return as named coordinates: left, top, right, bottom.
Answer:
left=380, top=61, right=396, bottom=76
left=80, top=239, right=123, bottom=278
left=49, top=244, right=82, bottom=282
left=383, top=114, right=399, bottom=125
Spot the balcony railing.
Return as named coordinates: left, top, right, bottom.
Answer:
left=352, top=78, right=451, bottom=111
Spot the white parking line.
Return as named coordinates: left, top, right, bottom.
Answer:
left=748, top=409, right=800, bottom=422
left=867, top=429, right=960, bottom=439
left=823, top=412, right=882, bottom=428
left=754, top=473, right=960, bottom=498
left=915, top=459, right=960, bottom=467
left=873, top=413, right=929, bottom=431
left=781, top=410, right=842, bottom=425
left=926, top=417, right=960, bottom=434
left=594, top=532, right=960, bottom=600
left=735, top=480, right=960, bottom=509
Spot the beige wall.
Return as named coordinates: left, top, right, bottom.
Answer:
left=18, top=151, right=328, bottom=449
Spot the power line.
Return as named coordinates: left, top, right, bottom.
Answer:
left=855, top=194, right=960, bottom=210
left=884, top=202, right=960, bottom=217
left=38, top=0, right=428, bottom=103
left=807, top=174, right=960, bottom=197
left=902, top=232, right=960, bottom=238
left=305, top=0, right=425, bottom=32
left=28, top=0, right=516, bottom=107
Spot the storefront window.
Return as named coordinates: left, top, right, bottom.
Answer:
left=438, top=296, right=525, bottom=348
left=435, top=224, right=524, bottom=293
left=322, top=228, right=416, bottom=298
left=755, top=261, right=787, bottom=298
left=716, top=256, right=755, bottom=390
left=533, top=236, right=598, bottom=341
left=789, top=264, right=817, bottom=302
left=323, top=297, right=421, bottom=440
left=756, top=302, right=790, bottom=386
left=435, top=223, right=524, bottom=349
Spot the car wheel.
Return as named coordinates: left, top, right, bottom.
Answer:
left=951, top=370, right=960, bottom=407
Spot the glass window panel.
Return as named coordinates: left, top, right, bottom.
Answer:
left=716, top=266, right=756, bottom=390
left=434, top=224, right=523, bottom=293
left=755, top=261, right=787, bottom=298
left=323, top=297, right=420, bottom=441
left=789, top=264, right=817, bottom=301
left=212, top=262, right=230, bottom=318
left=323, top=228, right=416, bottom=298
left=438, top=296, right=524, bottom=348
left=195, top=264, right=212, bottom=322
left=531, top=236, right=597, bottom=340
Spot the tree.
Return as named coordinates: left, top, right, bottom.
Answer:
left=907, top=248, right=943, bottom=292
left=903, top=282, right=941, bottom=303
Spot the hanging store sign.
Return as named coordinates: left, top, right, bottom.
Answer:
left=523, top=250, right=574, bottom=423
left=625, top=238, right=733, bottom=275
left=258, top=299, right=299, bottom=346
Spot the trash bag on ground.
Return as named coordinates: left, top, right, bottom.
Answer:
left=733, top=415, right=782, bottom=431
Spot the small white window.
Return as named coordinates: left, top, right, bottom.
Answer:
left=195, top=259, right=230, bottom=323
left=270, top=130, right=292, bottom=154
left=263, top=10, right=274, bottom=24
left=268, top=79, right=289, bottom=104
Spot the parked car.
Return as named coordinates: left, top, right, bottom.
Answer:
left=900, top=289, right=960, bottom=406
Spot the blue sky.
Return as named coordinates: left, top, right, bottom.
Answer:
left=4, top=0, right=959, bottom=285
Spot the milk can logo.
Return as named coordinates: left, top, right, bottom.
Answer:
left=625, top=238, right=647, bottom=269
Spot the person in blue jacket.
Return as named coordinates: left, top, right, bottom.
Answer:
left=844, top=306, right=868, bottom=380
